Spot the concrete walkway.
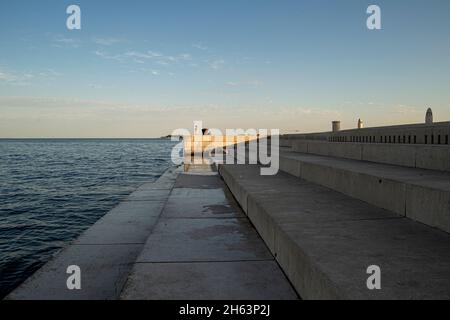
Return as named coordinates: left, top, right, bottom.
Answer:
left=120, top=164, right=298, bottom=300
left=6, top=167, right=179, bottom=300
left=7, top=164, right=298, bottom=300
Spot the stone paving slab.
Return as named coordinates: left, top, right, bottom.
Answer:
left=120, top=261, right=298, bottom=300
left=183, top=164, right=218, bottom=175
left=136, top=217, right=272, bottom=262
left=174, top=174, right=224, bottom=189
left=130, top=167, right=181, bottom=191
left=6, top=244, right=142, bottom=300
left=76, top=201, right=165, bottom=245
left=126, top=188, right=172, bottom=201
left=163, top=188, right=243, bottom=218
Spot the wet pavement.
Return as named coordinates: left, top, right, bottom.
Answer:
left=120, top=164, right=298, bottom=300
left=6, top=165, right=298, bottom=300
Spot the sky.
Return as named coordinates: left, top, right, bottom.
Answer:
left=0, top=0, right=450, bottom=138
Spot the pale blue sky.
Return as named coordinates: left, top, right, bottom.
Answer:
left=1, top=0, right=450, bottom=137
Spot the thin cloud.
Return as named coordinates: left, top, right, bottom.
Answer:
left=93, top=50, right=124, bottom=62
left=0, top=67, right=62, bottom=86
left=392, top=105, right=421, bottom=114
left=125, top=50, right=163, bottom=59
left=92, top=37, right=122, bottom=46
left=94, top=49, right=192, bottom=66
left=278, top=106, right=341, bottom=117
left=89, top=83, right=115, bottom=89
left=209, top=59, right=225, bottom=70
left=226, top=80, right=263, bottom=87
left=192, top=43, right=208, bottom=50
left=38, top=69, right=63, bottom=78
left=0, top=71, right=16, bottom=82
left=51, top=35, right=81, bottom=48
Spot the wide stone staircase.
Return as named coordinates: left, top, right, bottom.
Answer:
left=219, top=136, right=450, bottom=299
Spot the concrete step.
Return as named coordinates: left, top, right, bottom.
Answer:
left=280, top=139, right=450, bottom=172
left=278, top=148, right=450, bottom=234
left=219, top=164, right=450, bottom=299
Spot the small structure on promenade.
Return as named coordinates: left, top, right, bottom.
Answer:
left=357, top=119, right=364, bottom=129
left=426, top=108, right=433, bottom=124
left=332, top=121, right=341, bottom=132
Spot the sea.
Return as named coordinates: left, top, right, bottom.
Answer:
left=0, top=139, right=178, bottom=298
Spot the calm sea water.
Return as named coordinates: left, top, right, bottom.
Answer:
left=0, top=139, right=177, bottom=298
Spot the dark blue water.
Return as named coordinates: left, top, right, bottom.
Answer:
left=0, top=139, right=177, bottom=298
